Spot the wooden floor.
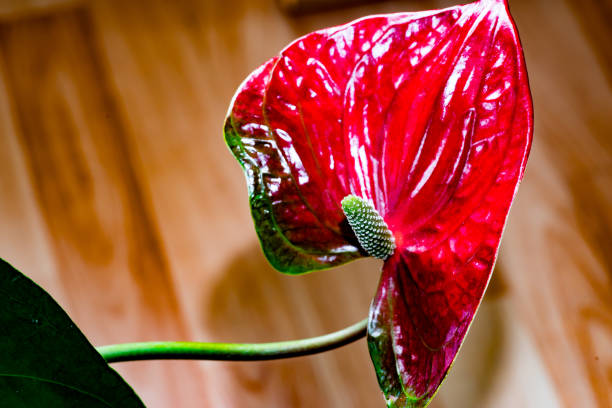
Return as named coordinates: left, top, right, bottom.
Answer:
left=0, top=0, right=610, bottom=407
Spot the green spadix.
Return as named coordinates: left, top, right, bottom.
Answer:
left=341, top=195, right=395, bottom=260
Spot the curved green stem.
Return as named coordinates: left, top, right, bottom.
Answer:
left=97, top=318, right=367, bottom=363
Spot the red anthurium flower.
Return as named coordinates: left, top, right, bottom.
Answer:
left=224, top=0, right=532, bottom=406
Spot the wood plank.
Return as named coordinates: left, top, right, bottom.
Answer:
left=0, top=8, right=207, bottom=407
left=565, top=0, right=612, bottom=85
left=0, top=0, right=80, bottom=22
left=0, top=43, right=65, bottom=303
left=499, top=0, right=612, bottom=406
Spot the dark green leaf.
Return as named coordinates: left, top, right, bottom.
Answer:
left=0, top=258, right=145, bottom=407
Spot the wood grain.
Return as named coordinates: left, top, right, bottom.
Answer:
left=499, top=1, right=612, bottom=406
left=0, top=0, right=610, bottom=407
left=0, top=8, right=207, bottom=407
left=565, top=0, right=612, bottom=85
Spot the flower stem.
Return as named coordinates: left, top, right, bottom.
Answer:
left=97, top=318, right=367, bottom=363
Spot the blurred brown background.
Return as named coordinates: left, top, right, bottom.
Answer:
left=0, top=0, right=610, bottom=407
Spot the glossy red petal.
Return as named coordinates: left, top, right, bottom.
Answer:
left=226, top=9, right=476, bottom=273
left=225, top=15, right=413, bottom=273
left=226, top=0, right=532, bottom=405
left=225, top=58, right=362, bottom=274
left=264, top=15, right=397, bottom=223
left=366, top=1, right=533, bottom=406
